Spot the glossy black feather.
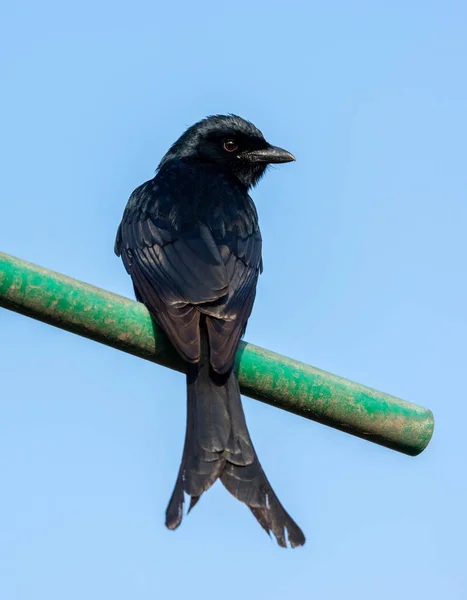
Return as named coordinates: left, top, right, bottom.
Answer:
left=115, top=114, right=304, bottom=547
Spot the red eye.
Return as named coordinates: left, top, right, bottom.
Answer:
left=223, top=140, right=238, bottom=152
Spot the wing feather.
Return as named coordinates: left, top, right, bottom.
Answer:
left=115, top=172, right=262, bottom=372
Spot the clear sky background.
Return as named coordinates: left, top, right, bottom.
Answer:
left=1, top=1, right=466, bottom=598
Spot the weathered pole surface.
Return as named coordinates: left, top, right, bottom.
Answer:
left=0, top=251, right=434, bottom=456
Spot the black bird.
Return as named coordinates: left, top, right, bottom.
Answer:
left=115, top=115, right=305, bottom=548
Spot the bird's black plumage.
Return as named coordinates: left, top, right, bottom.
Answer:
left=115, top=114, right=305, bottom=547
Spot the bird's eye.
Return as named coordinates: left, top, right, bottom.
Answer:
left=223, top=140, right=238, bottom=152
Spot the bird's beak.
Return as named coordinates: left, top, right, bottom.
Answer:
left=242, top=145, right=296, bottom=164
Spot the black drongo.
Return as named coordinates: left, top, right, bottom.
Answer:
left=115, top=115, right=305, bottom=547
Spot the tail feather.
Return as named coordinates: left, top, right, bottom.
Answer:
left=165, top=333, right=305, bottom=548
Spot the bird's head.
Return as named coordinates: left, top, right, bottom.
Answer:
left=158, top=114, right=295, bottom=188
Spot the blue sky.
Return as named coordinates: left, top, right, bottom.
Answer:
left=1, top=1, right=466, bottom=598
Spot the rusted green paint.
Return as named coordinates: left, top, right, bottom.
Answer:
left=0, top=251, right=434, bottom=456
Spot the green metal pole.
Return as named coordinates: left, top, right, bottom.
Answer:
left=0, top=251, right=434, bottom=456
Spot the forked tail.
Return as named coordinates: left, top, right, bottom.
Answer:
left=165, top=333, right=305, bottom=548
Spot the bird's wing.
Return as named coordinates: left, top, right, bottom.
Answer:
left=202, top=228, right=263, bottom=373
left=115, top=178, right=262, bottom=372
left=115, top=181, right=231, bottom=363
